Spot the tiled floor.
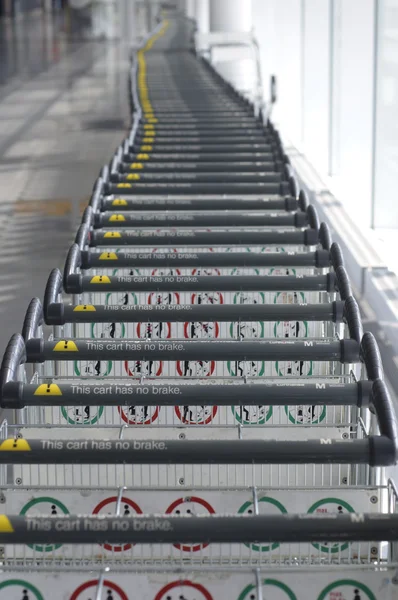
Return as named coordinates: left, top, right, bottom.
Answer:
left=0, top=9, right=131, bottom=352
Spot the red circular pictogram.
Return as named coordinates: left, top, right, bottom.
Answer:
left=151, top=267, right=181, bottom=276
left=136, top=322, right=171, bottom=339
left=148, top=291, right=180, bottom=305
left=176, top=360, right=216, bottom=377
left=191, top=268, right=220, bottom=276
left=124, top=360, right=163, bottom=377
left=174, top=405, right=217, bottom=425
left=191, top=292, right=223, bottom=305
left=154, top=580, right=213, bottom=600
left=92, top=497, right=143, bottom=552
left=70, top=579, right=128, bottom=600
left=183, top=322, right=219, bottom=339
left=165, top=496, right=215, bottom=552
left=118, top=405, right=160, bottom=425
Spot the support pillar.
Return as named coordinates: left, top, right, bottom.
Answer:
left=185, top=0, right=195, bottom=19
left=209, top=0, right=252, bottom=32
left=195, top=0, right=209, bottom=33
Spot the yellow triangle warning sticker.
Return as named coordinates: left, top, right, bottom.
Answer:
left=147, top=118, right=158, bottom=123
left=104, top=232, right=121, bottom=238
left=73, top=305, right=96, bottom=312
left=0, top=515, right=14, bottom=532
left=90, top=275, right=111, bottom=284
left=117, top=183, right=132, bottom=189
left=137, top=154, right=149, bottom=160
left=127, top=174, right=140, bottom=181
left=143, top=124, right=155, bottom=129
left=0, top=439, right=31, bottom=451
left=53, top=341, right=78, bottom=352
left=140, top=145, right=153, bottom=152
left=112, top=199, right=128, bottom=207
left=130, top=163, right=143, bottom=169
left=99, top=252, right=118, bottom=260
left=142, top=138, right=154, bottom=144
left=109, top=214, right=126, bottom=222
left=34, top=384, right=62, bottom=396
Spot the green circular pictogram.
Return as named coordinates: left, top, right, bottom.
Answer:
left=105, top=291, right=138, bottom=306
left=273, top=320, right=309, bottom=338
left=227, top=360, right=265, bottom=377
left=20, top=497, right=69, bottom=553
left=317, top=579, right=376, bottom=600
left=61, top=404, right=104, bottom=425
left=308, top=498, right=355, bottom=553
left=275, top=360, right=313, bottom=377
left=229, top=321, right=265, bottom=339
left=91, top=321, right=126, bottom=339
left=238, top=497, right=287, bottom=552
left=231, top=405, right=272, bottom=425
left=284, top=404, right=327, bottom=425
left=237, top=579, right=297, bottom=600
left=233, top=291, right=265, bottom=305
left=74, top=360, right=113, bottom=377
left=0, top=579, right=44, bottom=599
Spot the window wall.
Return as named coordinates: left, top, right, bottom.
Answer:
left=253, top=0, right=386, bottom=233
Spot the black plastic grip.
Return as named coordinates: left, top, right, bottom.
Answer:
left=284, top=196, right=297, bottom=211
left=335, top=266, right=352, bottom=300
left=304, top=228, right=318, bottom=245
left=330, top=242, right=345, bottom=269
left=63, top=245, right=83, bottom=294
left=370, top=378, right=398, bottom=465
left=89, top=178, right=103, bottom=212
left=289, top=176, right=298, bottom=199
left=75, top=224, right=90, bottom=250
left=360, top=331, right=384, bottom=381
left=21, top=298, right=44, bottom=342
left=0, top=334, right=26, bottom=389
left=298, top=189, right=309, bottom=211
left=43, top=269, right=63, bottom=323
left=319, top=222, right=332, bottom=251
left=343, top=296, right=363, bottom=343
left=306, top=205, right=320, bottom=231
left=81, top=206, right=94, bottom=227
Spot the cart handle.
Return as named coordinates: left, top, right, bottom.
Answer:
left=21, top=298, right=44, bottom=342
left=89, top=177, right=104, bottom=213
left=360, top=331, right=384, bottom=381
left=63, top=245, right=82, bottom=292
left=330, top=242, right=345, bottom=269
left=0, top=334, right=26, bottom=388
left=43, top=269, right=63, bottom=323
left=0, top=512, right=398, bottom=545
left=75, top=223, right=90, bottom=250
left=319, top=222, right=332, bottom=251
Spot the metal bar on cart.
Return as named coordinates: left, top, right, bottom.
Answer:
left=89, top=229, right=318, bottom=247
left=94, top=213, right=308, bottom=229
left=1, top=380, right=372, bottom=409
left=25, top=338, right=358, bottom=363
left=100, top=197, right=298, bottom=211
left=105, top=182, right=291, bottom=195
left=81, top=249, right=330, bottom=269
left=1, top=512, right=398, bottom=545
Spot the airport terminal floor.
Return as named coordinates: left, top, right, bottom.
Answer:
left=0, top=8, right=130, bottom=349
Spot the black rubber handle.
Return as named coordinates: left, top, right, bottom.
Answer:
left=43, top=269, right=63, bottom=323
left=319, top=222, right=332, bottom=251
left=306, top=205, right=319, bottom=231
left=343, top=296, right=363, bottom=343
left=75, top=224, right=90, bottom=250
left=360, top=331, right=384, bottom=381
left=63, top=244, right=82, bottom=294
left=81, top=206, right=94, bottom=227
left=370, top=378, right=398, bottom=466
left=335, top=266, right=352, bottom=300
left=21, top=298, right=44, bottom=342
left=330, top=242, right=345, bottom=269
left=298, top=189, right=309, bottom=211
left=0, top=334, right=26, bottom=391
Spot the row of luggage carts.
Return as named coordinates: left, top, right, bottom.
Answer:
left=0, top=9, right=397, bottom=600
